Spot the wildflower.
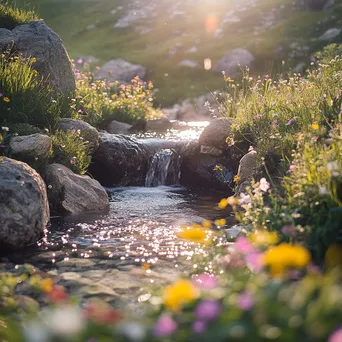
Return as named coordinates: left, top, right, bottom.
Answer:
left=234, top=175, right=241, bottom=183
left=239, top=193, right=251, bottom=205
left=120, top=323, right=146, bottom=341
left=70, top=157, right=77, bottom=165
left=255, top=113, right=263, bottom=119
left=1, top=126, right=9, bottom=131
left=214, top=218, right=226, bottom=227
left=195, top=299, right=221, bottom=321
left=202, top=220, right=212, bottom=228
left=237, top=291, right=254, bottom=311
left=263, top=243, right=311, bottom=277
left=31, top=57, right=37, bottom=63
left=214, top=165, right=223, bottom=171
left=329, top=327, right=342, bottom=342
left=272, top=119, right=278, bottom=126
left=44, top=305, right=84, bottom=338
left=3, top=97, right=10, bottom=103
left=41, top=278, right=54, bottom=293
left=249, top=231, right=279, bottom=247
left=153, top=315, right=178, bottom=337
left=285, top=117, right=296, bottom=126
left=178, top=226, right=208, bottom=244
left=218, top=198, right=228, bottom=209
left=48, top=185, right=52, bottom=190
left=235, top=237, right=255, bottom=255
left=311, top=122, right=319, bottom=130
left=192, top=274, right=217, bottom=289
left=259, top=178, right=270, bottom=192
left=192, top=321, right=207, bottom=334
left=281, top=225, right=297, bottom=237
left=0, top=145, right=6, bottom=149
left=226, top=137, right=235, bottom=146
left=163, top=279, right=198, bottom=311
left=245, top=252, right=263, bottom=272
left=46, top=286, right=68, bottom=303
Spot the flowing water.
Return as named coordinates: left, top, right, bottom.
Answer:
left=8, top=122, right=232, bottom=307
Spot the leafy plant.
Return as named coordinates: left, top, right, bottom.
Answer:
left=50, top=130, right=91, bottom=174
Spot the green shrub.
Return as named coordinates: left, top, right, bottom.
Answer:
left=73, top=69, right=157, bottom=127
left=0, top=52, right=66, bottom=130
left=0, top=2, right=38, bottom=29
left=50, top=130, right=91, bottom=174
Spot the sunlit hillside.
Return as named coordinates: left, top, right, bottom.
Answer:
left=15, top=0, right=342, bottom=105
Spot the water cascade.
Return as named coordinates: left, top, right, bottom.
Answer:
left=145, top=149, right=181, bottom=187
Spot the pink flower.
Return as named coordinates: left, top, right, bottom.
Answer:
left=329, top=327, right=342, bottom=342
left=272, top=119, right=278, bottom=126
left=153, top=315, right=177, bottom=338
left=237, top=291, right=254, bottom=311
left=255, top=113, right=263, bottom=119
left=235, top=237, right=255, bottom=255
left=192, top=274, right=217, bottom=289
left=265, top=74, right=269, bottom=79
left=245, top=252, right=263, bottom=272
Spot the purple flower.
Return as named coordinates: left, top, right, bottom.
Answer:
left=153, top=315, right=177, bottom=338
left=0, top=92, right=3, bottom=97
left=195, top=299, right=221, bottom=321
left=0, top=145, right=6, bottom=149
left=192, top=321, right=207, bottom=334
left=237, top=291, right=255, bottom=311
left=286, top=117, right=296, bottom=126
left=281, top=225, right=297, bottom=237
left=192, top=274, right=217, bottom=289
left=328, top=327, right=342, bottom=342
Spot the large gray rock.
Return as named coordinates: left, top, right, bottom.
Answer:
left=213, top=49, right=254, bottom=77
left=318, top=28, right=341, bottom=41
left=107, top=120, right=132, bottom=134
left=237, top=150, right=258, bottom=183
left=199, top=118, right=234, bottom=149
left=10, top=134, right=51, bottom=160
left=96, top=59, right=147, bottom=83
left=180, top=141, right=239, bottom=192
left=0, top=158, right=49, bottom=251
left=146, top=118, right=172, bottom=132
left=89, top=133, right=148, bottom=186
left=0, top=20, right=75, bottom=95
left=45, top=164, right=109, bottom=214
left=58, top=119, right=99, bottom=153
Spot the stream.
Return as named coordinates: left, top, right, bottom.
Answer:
left=6, top=122, right=232, bottom=309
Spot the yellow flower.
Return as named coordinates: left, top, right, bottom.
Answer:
left=31, top=57, right=37, bottom=63
left=3, top=97, right=10, bottom=103
left=214, top=165, right=223, bottom=172
left=233, top=175, right=241, bottom=183
left=311, top=123, right=319, bottom=130
left=41, top=278, right=54, bottom=293
left=249, top=231, right=279, bottom=247
left=202, top=220, right=212, bottom=228
left=214, top=218, right=226, bottom=227
left=163, top=279, right=198, bottom=311
left=218, top=198, right=228, bottom=209
left=263, top=244, right=311, bottom=277
left=178, top=226, right=208, bottom=244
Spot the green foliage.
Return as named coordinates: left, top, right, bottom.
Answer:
left=9, top=123, right=41, bottom=136
left=227, top=45, right=342, bottom=173
left=73, top=70, right=156, bottom=127
left=0, top=2, right=38, bottom=29
left=50, top=130, right=91, bottom=174
left=0, top=52, right=65, bottom=130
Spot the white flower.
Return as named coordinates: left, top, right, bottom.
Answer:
left=259, top=178, right=270, bottom=192
left=43, top=305, right=84, bottom=338
left=319, top=186, right=328, bottom=195
left=23, top=321, right=49, bottom=342
left=1, top=126, right=9, bottom=131
left=120, top=322, right=146, bottom=341
left=239, top=193, right=251, bottom=205
left=327, top=161, right=339, bottom=171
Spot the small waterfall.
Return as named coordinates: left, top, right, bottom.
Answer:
left=145, top=149, right=181, bottom=187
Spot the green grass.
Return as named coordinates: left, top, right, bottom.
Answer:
left=0, top=2, right=38, bottom=29
left=14, top=0, right=342, bottom=106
